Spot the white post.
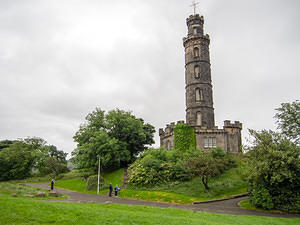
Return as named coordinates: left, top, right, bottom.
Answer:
left=97, top=155, right=100, bottom=195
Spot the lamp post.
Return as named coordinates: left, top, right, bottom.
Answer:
left=97, top=155, right=100, bottom=195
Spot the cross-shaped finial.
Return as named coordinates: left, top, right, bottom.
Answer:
left=190, top=1, right=200, bottom=15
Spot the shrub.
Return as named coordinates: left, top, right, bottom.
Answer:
left=128, top=149, right=191, bottom=187
left=247, top=130, right=300, bottom=213
left=86, top=175, right=106, bottom=191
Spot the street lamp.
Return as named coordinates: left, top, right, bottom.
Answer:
left=97, top=155, right=100, bottom=195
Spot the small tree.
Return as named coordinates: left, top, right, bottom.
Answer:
left=185, top=151, right=220, bottom=190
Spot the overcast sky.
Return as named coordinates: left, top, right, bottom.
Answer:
left=1, top=0, right=299, bottom=157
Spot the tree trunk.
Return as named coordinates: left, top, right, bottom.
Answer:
left=202, top=176, right=209, bottom=190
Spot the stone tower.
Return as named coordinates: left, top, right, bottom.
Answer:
left=159, top=13, right=242, bottom=153
left=183, top=14, right=215, bottom=128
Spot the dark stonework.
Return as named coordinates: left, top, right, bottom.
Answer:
left=159, top=14, right=243, bottom=153
left=183, top=14, right=214, bottom=129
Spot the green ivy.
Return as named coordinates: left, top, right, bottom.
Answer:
left=174, top=123, right=196, bottom=151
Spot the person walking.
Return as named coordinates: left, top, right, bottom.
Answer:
left=109, top=183, right=113, bottom=197
left=50, top=179, right=55, bottom=190
left=114, top=184, right=118, bottom=197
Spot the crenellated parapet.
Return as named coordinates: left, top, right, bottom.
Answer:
left=159, top=120, right=185, bottom=138
left=223, top=120, right=242, bottom=129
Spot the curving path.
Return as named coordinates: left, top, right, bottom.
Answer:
left=28, top=183, right=299, bottom=218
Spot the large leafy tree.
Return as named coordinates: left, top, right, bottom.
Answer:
left=72, top=108, right=155, bottom=171
left=0, top=141, right=38, bottom=181
left=0, top=138, right=68, bottom=180
left=275, top=100, right=300, bottom=145
left=246, top=129, right=300, bottom=213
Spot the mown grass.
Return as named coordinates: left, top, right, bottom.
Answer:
left=0, top=182, right=67, bottom=200
left=0, top=194, right=299, bottom=225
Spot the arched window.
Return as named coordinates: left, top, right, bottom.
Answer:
left=193, top=27, right=198, bottom=35
left=194, top=65, right=200, bottom=78
left=195, top=88, right=203, bottom=101
left=196, top=112, right=202, bottom=126
left=194, top=47, right=199, bottom=57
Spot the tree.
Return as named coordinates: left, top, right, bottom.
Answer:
left=275, top=100, right=300, bottom=145
left=246, top=129, right=300, bottom=213
left=0, top=141, right=37, bottom=181
left=0, top=137, right=68, bottom=179
left=185, top=151, right=220, bottom=190
left=72, top=108, right=155, bottom=171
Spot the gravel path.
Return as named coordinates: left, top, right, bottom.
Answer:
left=28, top=183, right=299, bottom=218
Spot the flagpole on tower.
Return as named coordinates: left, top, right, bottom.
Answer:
left=190, top=1, right=200, bottom=15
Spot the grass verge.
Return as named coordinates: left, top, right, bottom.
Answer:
left=239, top=199, right=285, bottom=214
left=0, top=195, right=299, bottom=225
left=0, top=182, right=67, bottom=200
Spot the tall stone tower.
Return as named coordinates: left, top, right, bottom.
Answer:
left=183, top=14, right=215, bottom=128
left=159, top=13, right=242, bottom=153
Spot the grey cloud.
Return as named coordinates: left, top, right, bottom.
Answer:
left=0, top=0, right=299, bottom=155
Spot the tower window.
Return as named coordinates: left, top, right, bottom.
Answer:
left=166, top=140, right=171, bottom=150
left=194, top=47, right=199, bottom=57
left=204, top=137, right=216, bottom=148
left=194, top=65, right=200, bottom=78
left=193, top=28, right=197, bottom=34
left=195, top=88, right=203, bottom=101
left=196, top=112, right=202, bottom=126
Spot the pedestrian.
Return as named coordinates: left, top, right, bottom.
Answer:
left=51, top=179, right=55, bottom=190
left=109, top=183, right=113, bottom=197
left=114, top=184, right=118, bottom=197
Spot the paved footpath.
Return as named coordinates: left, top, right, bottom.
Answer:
left=28, top=183, right=299, bottom=218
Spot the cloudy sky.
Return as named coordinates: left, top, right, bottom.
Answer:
left=1, top=0, right=299, bottom=157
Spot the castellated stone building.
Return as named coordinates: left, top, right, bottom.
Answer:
left=159, top=14, right=242, bottom=153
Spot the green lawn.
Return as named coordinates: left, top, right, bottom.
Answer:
left=0, top=194, right=298, bottom=225
left=54, top=168, right=124, bottom=195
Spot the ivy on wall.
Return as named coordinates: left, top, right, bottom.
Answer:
left=174, top=123, right=196, bottom=151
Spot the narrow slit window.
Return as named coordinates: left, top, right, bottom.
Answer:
left=194, top=47, right=199, bottom=57
left=167, top=140, right=171, bottom=150
left=195, top=88, right=203, bottom=101
left=196, top=112, right=202, bottom=126
left=194, top=65, right=200, bottom=78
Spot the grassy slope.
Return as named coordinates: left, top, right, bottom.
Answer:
left=0, top=194, right=299, bottom=225
left=54, top=168, right=124, bottom=195
left=121, top=167, right=247, bottom=203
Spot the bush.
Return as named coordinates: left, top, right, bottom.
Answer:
left=128, top=147, right=235, bottom=188
left=247, top=130, right=300, bottom=213
left=86, top=175, right=106, bottom=191
left=128, top=149, right=191, bottom=187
